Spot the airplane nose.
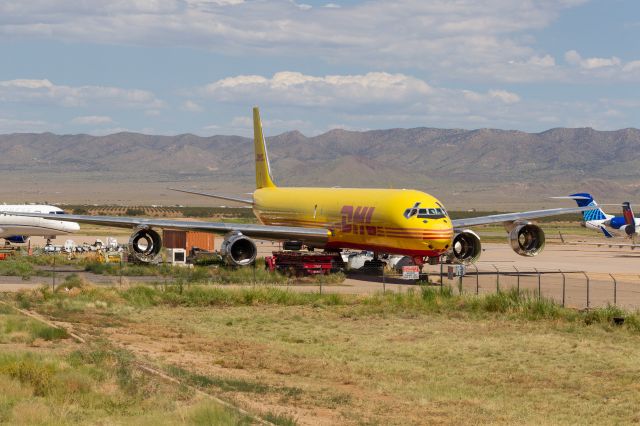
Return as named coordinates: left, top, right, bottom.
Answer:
left=66, top=221, right=81, bottom=232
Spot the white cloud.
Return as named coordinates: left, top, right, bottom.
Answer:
left=0, top=0, right=588, bottom=82
left=565, top=50, right=621, bottom=69
left=0, top=117, right=49, bottom=133
left=622, top=60, right=640, bottom=72
left=526, top=54, right=556, bottom=68
left=0, top=79, right=165, bottom=109
left=488, top=90, right=520, bottom=104
left=560, top=49, right=640, bottom=81
left=203, top=71, right=432, bottom=106
left=181, top=100, right=203, bottom=112
left=71, top=115, right=114, bottom=125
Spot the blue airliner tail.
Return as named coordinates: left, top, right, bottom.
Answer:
left=567, top=193, right=608, bottom=222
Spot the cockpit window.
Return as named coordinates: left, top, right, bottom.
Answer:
left=404, top=202, right=447, bottom=219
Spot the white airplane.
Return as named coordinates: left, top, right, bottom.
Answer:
left=0, top=204, right=80, bottom=244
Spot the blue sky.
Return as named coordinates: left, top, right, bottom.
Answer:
left=0, top=0, right=638, bottom=136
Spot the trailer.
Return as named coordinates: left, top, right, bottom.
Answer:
left=265, top=251, right=344, bottom=276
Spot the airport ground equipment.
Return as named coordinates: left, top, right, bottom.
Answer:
left=265, top=251, right=344, bottom=276
left=166, top=248, right=187, bottom=265
left=0, top=246, right=19, bottom=260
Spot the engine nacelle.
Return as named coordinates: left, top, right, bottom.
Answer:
left=621, top=224, right=637, bottom=236
left=221, top=232, right=257, bottom=266
left=128, top=228, right=162, bottom=263
left=451, top=230, right=482, bottom=264
left=509, top=223, right=545, bottom=257
left=5, top=236, right=29, bottom=244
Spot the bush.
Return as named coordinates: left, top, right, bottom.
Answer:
left=0, top=354, right=56, bottom=396
left=124, top=208, right=145, bottom=216
left=0, top=260, right=35, bottom=280
left=56, top=274, right=86, bottom=291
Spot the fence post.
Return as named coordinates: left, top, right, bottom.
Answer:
left=382, top=267, right=386, bottom=294
left=492, top=265, right=499, bottom=293
left=582, top=271, right=590, bottom=309
left=534, top=268, right=541, bottom=300
left=559, top=270, right=566, bottom=307
left=52, top=255, right=56, bottom=291
left=513, top=266, right=520, bottom=295
left=439, top=262, right=443, bottom=287
left=458, top=271, right=463, bottom=295
left=254, top=261, right=257, bottom=286
left=610, top=273, right=617, bottom=306
left=473, top=263, right=479, bottom=295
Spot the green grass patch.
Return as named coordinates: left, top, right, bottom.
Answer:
left=167, top=364, right=270, bottom=394
left=0, top=319, right=253, bottom=426
left=0, top=259, right=36, bottom=280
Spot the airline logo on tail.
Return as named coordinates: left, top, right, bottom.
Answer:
left=559, top=193, right=607, bottom=222
left=552, top=193, right=612, bottom=237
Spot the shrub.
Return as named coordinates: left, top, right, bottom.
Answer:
left=0, top=260, right=35, bottom=280
left=0, top=354, right=56, bottom=396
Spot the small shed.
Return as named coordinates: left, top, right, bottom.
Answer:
left=163, top=230, right=215, bottom=252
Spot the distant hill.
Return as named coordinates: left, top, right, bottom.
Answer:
left=1, top=127, right=639, bottom=208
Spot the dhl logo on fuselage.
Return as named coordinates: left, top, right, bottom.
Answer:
left=340, top=205, right=376, bottom=235
left=336, top=204, right=452, bottom=241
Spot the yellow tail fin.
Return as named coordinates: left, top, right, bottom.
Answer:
left=253, top=107, right=276, bottom=189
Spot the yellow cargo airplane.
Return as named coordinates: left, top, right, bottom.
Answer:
left=2, top=107, right=593, bottom=266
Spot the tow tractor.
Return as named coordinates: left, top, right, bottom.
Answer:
left=265, top=251, right=344, bottom=276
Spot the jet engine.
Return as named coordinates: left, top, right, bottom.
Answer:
left=509, top=223, right=545, bottom=256
left=451, top=230, right=482, bottom=264
left=128, top=228, right=162, bottom=263
left=221, top=232, right=257, bottom=266
left=621, top=224, right=637, bottom=236
left=5, top=236, right=29, bottom=244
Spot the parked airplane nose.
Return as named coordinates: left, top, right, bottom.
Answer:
left=65, top=221, right=81, bottom=232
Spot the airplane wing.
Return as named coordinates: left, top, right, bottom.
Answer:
left=168, top=188, right=253, bottom=205
left=451, top=206, right=594, bottom=228
left=0, top=212, right=330, bottom=243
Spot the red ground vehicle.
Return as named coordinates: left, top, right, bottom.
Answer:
left=265, top=251, right=344, bottom=276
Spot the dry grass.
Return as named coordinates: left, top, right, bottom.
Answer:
left=0, top=307, right=254, bottom=425
left=7, top=285, right=640, bottom=425
left=111, top=304, right=638, bottom=425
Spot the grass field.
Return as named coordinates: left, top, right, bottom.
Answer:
left=0, top=303, right=254, bottom=425
left=2, top=285, right=640, bottom=425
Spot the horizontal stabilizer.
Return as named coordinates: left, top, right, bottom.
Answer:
left=168, top=188, right=253, bottom=205
left=599, top=226, right=614, bottom=238
left=549, top=196, right=592, bottom=201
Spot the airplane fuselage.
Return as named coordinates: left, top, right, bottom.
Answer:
left=0, top=205, right=80, bottom=241
left=253, top=187, right=454, bottom=257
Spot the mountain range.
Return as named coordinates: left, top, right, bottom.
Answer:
left=1, top=127, right=639, bottom=209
